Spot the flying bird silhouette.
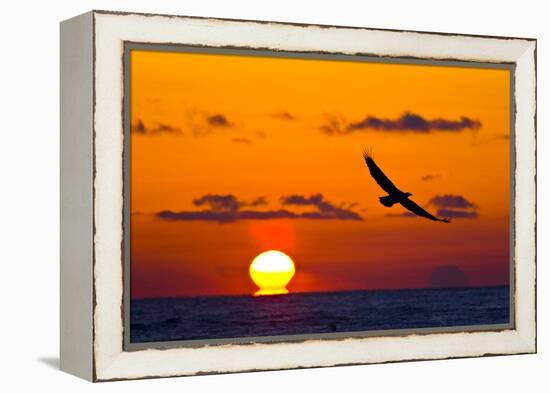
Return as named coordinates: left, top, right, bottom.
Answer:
left=363, top=150, right=450, bottom=223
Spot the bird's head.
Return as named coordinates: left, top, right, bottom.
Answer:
left=405, top=192, right=413, bottom=197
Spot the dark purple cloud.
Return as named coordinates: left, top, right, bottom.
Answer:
left=247, top=196, right=269, bottom=207
left=436, top=208, right=478, bottom=219
left=383, top=194, right=479, bottom=220
left=192, top=194, right=267, bottom=212
left=429, top=194, right=478, bottom=220
left=158, top=208, right=300, bottom=223
left=158, top=193, right=362, bottom=223
left=385, top=212, right=417, bottom=218
left=320, top=112, right=481, bottom=135
left=193, top=194, right=241, bottom=212
left=280, top=193, right=362, bottom=220
left=158, top=210, right=237, bottom=222
left=429, top=194, right=477, bottom=209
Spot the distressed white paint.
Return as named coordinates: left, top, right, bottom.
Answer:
left=91, top=11, right=536, bottom=381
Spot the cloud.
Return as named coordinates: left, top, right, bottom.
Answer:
left=429, top=194, right=477, bottom=209
left=231, top=137, right=252, bottom=144
left=193, top=194, right=241, bottom=212
left=280, top=193, right=362, bottom=220
left=158, top=210, right=238, bottom=222
left=133, top=120, right=146, bottom=134
left=183, top=108, right=236, bottom=136
left=495, top=133, right=510, bottom=140
left=132, top=119, right=182, bottom=135
left=158, top=208, right=320, bottom=222
left=429, top=194, right=478, bottom=219
left=319, top=114, right=346, bottom=135
left=384, top=194, right=479, bottom=220
left=436, top=209, right=478, bottom=219
left=320, top=112, right=481, bottom=135
left=192, top=194, right=267, bottom=211
left=385, top=212, right=417, bottom=218
left=185, top=109, right=263, bottom=142
left=156, top=124, right=181, bottom=133
left=207, top=114, right=232, bottom=127
left=247, top=196, right=269, bottom=207
left=271, top=112, right=296, bottom=120
left=157, top=193, right=362, bottom=223
left=421, top=174, right=440, bottom=182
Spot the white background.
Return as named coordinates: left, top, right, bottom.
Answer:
left=0, top=0, right=546, bottom=391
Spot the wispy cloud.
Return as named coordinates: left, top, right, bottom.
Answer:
left=184, top=108, right=235, bottom=136
left=495, top=133, right=510, bottom=140
left=231, top=137, right=252, bottom=144
left=320, top=112, right=481, bottom=135
left=132, top=119, right=182, bottom=135
left=421, top=174, right=440, bottom=182
left=157, top=193, right=362, bottom=223
left=207, top=114, right=233, bottom=127
left=271, top=111, right=296, bottom=121
left=319, top=114, right=346, bottom=135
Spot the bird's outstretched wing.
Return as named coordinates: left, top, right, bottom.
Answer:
left=400, top=198, right=450, bottom=223
left=363, top=151, right=400, bottom=194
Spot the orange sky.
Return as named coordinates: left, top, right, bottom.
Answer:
left=129, top=48, right=511, bottom=298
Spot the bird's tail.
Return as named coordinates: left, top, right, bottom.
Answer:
left=439, top=218, right=451, bottom=223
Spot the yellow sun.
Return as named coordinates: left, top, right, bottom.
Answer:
left=249, top=250, right=296, bottom=296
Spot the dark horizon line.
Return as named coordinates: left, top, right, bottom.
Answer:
left=131, top=283, right=510, bottom=301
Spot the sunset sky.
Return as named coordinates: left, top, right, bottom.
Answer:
left=129, top=48, right=511, bottom=298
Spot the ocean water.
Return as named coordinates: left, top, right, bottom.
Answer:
left=130, top=286, right=510, bottom=343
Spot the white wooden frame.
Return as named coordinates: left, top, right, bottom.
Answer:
left=60, top=10, right=536, bottom=382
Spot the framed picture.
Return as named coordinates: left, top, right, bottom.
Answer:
left=60, top=10, right=536, bottom=381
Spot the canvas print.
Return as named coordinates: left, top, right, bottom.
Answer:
left=127, top=47, right=512, bottom=345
